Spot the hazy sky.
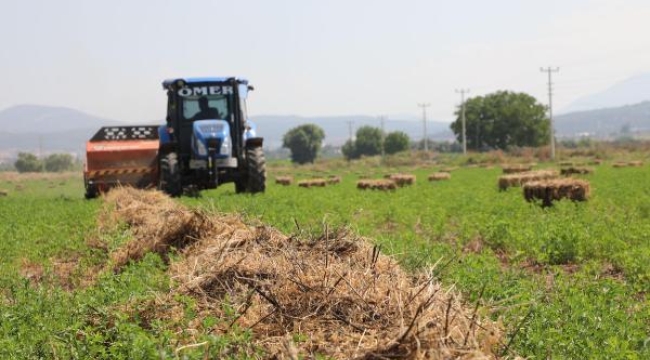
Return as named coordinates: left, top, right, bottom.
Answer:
left=1, top=0, right=649, bottom=123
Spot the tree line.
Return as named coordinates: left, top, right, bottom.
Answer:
left=282, top=91, right=550, bottom=164
left=12, top=152, right=76, bottom=173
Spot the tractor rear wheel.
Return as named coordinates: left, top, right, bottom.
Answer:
left=84, top=183, right=98, bottom=199
left=159, top=152, right=182, bottom=197
left=245, top=146, right=266, bottom=193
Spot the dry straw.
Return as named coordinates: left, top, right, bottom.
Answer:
left=428, top=172, right=451, bottom=181
left=498, top=170, right=559, bottom=191
left=357, top=179, right=397, bottom=191
left=560, top=167, right=593, bottom=176
left=326, top=175, right=342, bottom=184
left=275, top=176, right=293, bottom=186
left=100, top=188, right=506, bottom=359
left=501, top=164, right=533, bottom=174
left=385, top=174, right=416, bottom=187
left=523, top=178, right=590, bottom=207
left=298, top=179, right=327, bottom=188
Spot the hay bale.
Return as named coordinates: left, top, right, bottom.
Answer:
left=357, top=179, right=397, bottom=191
left=560, top=167, right=593, bottom=176
left=498, top=170, right=559, bottom=191
left=523, top=178, right=590, bottom=207
left=613, top=161, right=643, bottom=168
left=326, top=175, right=342, bottom=184
left=387, top=173, right=416, bottom=187
left=297, top=179, right=327, bottom=188
left=501, top=164, right=533, bottom=174
left=275, top=176, right=293, bottom=186
left=428, top=172, right=451, bottom=181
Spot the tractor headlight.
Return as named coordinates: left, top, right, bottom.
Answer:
left=220, top=135, right=231, bottom=156
left=196, top=139, right=208, bottom=156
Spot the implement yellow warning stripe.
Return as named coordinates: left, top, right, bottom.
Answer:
left=88, top=168, right=156, bottom=176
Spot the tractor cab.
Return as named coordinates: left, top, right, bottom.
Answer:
left=158, top=77, right=265, bottom=195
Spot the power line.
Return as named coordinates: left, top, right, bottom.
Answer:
left=455, top=89, right=470, bottom=155
left=417, top=103, right=431, bottom=152
left=346, top=120, right=354, bottom=143
left=540, top=66, right=559, bottom=160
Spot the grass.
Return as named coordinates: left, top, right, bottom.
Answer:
left=0, top=157, right=649, bottom=358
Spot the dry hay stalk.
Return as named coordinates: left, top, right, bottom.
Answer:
left=613, top=161, right=643, bottom=168
left=297, top=179, right=327, bottom=188
left=275, top=176, right=293, bottom=186
left=523, top=178, right=590, bottom=207
left=501, top=164, right=533, bottom=174
left=386, top=173, right=416, bottom=187
left=100, top=187, right=229, bottom=271
left=560, top=167, right=593, bottom=176
left=326, top=175, right=342, bottom=184
left=99, top=189, right=505, bottom=358
left=498, top=170, right=559, bottom=191
left=428, top=172, right=451, bottom=181
left=357, top=179, right=397, bottom=191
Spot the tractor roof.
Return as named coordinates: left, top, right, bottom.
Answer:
left=162, top=77, right=249, bottom=90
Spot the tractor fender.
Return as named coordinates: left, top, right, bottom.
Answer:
left=245, top=137, right=263, bottom=148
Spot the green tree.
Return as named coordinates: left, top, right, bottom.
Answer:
left=384, top=131, right=410, bottom=155
left=354, top=126, right=383, bottom=157
left=282, top=124, right=326, bottom=164
left=44, top=153, right=75, bottom=172
left=450, top=91, right=550, bottom=151
left=14, top=152, right=43, bottom=173
left=341, top=139, right=357, bottom=160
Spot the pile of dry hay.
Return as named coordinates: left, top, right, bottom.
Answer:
left=613, top=161, right=644, bottom=168
left=326, top=175, right=342, bottom=184
left=501, top=164, right=533, bottom=174
left=357, top=179, right=398, bottom=191
left=560, top=167, right=593, bottom=176
left=385, top=174, right=417, bottom=187
left=101, top=187, right=505, bottom=359
left=523, top=178, right=590, bottom=207
left=275, top=176, right=293, bottom=186
left=298, top=178, right=328, bottom=188
left=497, top=170, right=559, bottom=191
left=428, top=172, right=451, bottom=181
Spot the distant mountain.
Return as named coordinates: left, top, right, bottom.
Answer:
left=0, top=105, right=455, bottom=161
left=555, top=101, right=650, bottom=137
left=0, top=105, right=125, bottom=157
left=251, top=114, right=453, bottom=148
left=562, top=73, right=650, bottom=113
left=0, top=104, right=122, bottom=133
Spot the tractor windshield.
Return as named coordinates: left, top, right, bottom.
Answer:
left=182, top=94, right=230, bottom=121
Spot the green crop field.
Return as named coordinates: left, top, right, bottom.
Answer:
left=0, top=157, right=649, bottom=359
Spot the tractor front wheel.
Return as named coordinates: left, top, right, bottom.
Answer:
left=244, top=146, right=266, bottom=193
left=159, top=152, right=182, bottom=197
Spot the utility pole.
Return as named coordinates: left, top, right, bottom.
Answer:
left=417, top=103, right=430, bottom=151
left=541, top=66, right=559, bottom=160
left=346, top=120, right=354, bottom=143
left=379, top=115, right=386, bottom=158
left=455, top=89, right=470, bottom=154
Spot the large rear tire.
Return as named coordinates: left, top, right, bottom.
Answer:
left=84, top=183, right=98, bottom=199
left=159, top=152, right=182, bottom=197
left=245, top=146, right=266, bottom=193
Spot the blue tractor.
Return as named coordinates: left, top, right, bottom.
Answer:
left=158, top=77, right=266, bottom=196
